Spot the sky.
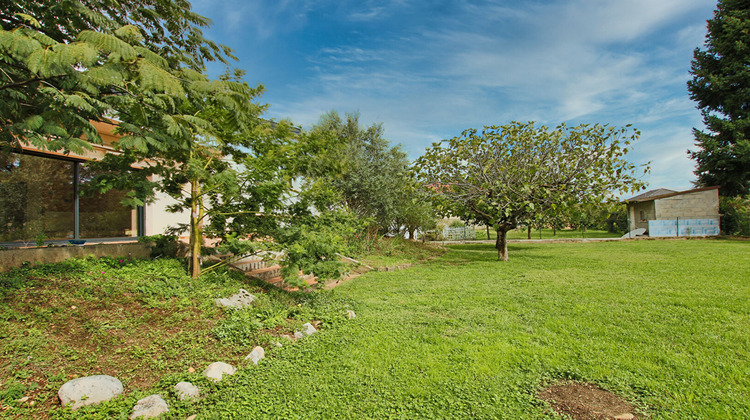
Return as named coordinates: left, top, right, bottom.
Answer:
left=191, top=0, right=719, bottom=193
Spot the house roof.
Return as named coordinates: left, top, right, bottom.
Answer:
left=624, top=186, right=720, bottom=203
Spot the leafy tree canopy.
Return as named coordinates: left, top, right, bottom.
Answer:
left=688, top=0, right=750, bottom=197
left=416, top=121, right=648, bottom=260
left=304, top=111, right=425, bottom=235
left=0, top=0, right=232, bottom=153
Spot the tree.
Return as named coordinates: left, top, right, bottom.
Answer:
left=305, top=111, right=414, bottom=234
left=1, top=0, right=232, bottom=153
left=416, top=122, right=647, bottom=260
left=2, top=2, right=326, bottom=280
left=687, top=0, right=750, bottom=197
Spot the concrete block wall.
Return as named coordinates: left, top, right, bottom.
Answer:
left=654, top=189, right=720, bottom=220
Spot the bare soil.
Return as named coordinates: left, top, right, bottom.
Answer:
left=538, top=381, right=640, bottom=420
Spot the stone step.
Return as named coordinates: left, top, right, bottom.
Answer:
left=232, top=258, right=270, bottom=272
left=247, top=265, right=281, bottom=280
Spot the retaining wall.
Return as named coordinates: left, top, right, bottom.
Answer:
left=0, top=242, right=151, bottom=272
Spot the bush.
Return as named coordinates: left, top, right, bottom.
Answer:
left=721, top=196, right=750, bottom=236
left=138, top=234, right=179, bottom=258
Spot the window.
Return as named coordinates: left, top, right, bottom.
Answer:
left=639, top=210, right=645, bottom=221
left=0, top=152, right=140, bottom=242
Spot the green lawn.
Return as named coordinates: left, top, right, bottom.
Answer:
left=196, top=239, right=750, bottom=419
left=4, top=240, right=750, bottom=419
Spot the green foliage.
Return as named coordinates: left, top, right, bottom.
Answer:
left=688, top=0, right=750, bottom=196
left=1, top=0, right=233, bottom=153
left=720, top=195, right=750, bottom=236
left=138, top=234, right=180, bottom=258
left=304, top=111, right=434, bottom=235
left=416, top=121, right=648, bottom=259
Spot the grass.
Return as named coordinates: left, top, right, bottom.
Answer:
left=354, top=237, right=445, bottom=268
left=198, top=239, right=749, bottom=419
left=0, top=257, right=352, bottom=419
left=2, top=239, right=749, bottom=418
left=473, top=227, right=621, bottom=240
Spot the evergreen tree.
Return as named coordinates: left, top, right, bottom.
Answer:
left=688, top=0, right=750, bottom=197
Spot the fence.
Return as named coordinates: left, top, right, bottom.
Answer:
left=648, top=218, right=720, bottom=237
left=442, top=226, right=477, bottom=240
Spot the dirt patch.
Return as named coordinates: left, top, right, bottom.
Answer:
left=538, top=381, right=640, bottom=420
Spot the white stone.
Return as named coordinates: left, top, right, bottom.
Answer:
left=203, top=362, right=236, bottom=383
left=346, top=310, right=356, bottom=319
left=294, top=322, right=317, bottom=338
left=58, top=375, right=123, bottom=410
left=302, top=322, right=317, bottom=335
left=274, top=342, right=283, bottom=348
left=186, top=416, right=197, bottom=420
left=245, top=346, right=265, bottom=365
left=174, top=382, right=200, bottom=401
left=129, top=394, right=168, bottom=419
left=614, top=414, right=635, bottom=420
left=215, top=289, right=256, bottom=308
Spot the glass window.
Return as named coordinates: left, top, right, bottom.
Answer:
left=0, top=152, right=139, bottom=243
left=79, top=163, right=138, bottom=238
left=0, top=153, right=75, bottom=241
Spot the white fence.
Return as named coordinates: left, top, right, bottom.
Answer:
left=442, top=226, right=476, bottom=240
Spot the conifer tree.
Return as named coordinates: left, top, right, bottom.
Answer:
left=688, top=0, right=750, bottom=197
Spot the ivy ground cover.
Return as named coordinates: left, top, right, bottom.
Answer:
left=201, top=239, right=750, bottom=419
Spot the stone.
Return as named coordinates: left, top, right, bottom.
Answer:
left=294, top=322, right=317, bottom=338
left=58, top=375, right=123, bottom=410
left=214, top=289, right=256, bottom=308
left=245, top=346, right=265, bottom=365
left=302, top=322, right=317, bottom=335
left=129, top=394, right=168, bottom=419
left=203, top=362, right=236, bottom=383
left=346, top=310, right=356, bottom=319
left=274, top=342, right=283, bottom=348
left=174, top=382, right=200, bottom=401
left=614, top=414, right=635, bottom=420
left=186, top=416, right=197, bottom=420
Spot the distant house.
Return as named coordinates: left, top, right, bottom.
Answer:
left=624, top=186, right=721, bottom=237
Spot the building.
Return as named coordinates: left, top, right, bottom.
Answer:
left=0, top=121, right=182, bottom=246
left=624, top=186, right=721, bottom=237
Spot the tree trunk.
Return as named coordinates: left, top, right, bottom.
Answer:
left=486, top=225, right=490, bottom=240
left=527, top=225, right=531, bottom=239
left=495, top=228, right=509, bottom=261
left=189, top=179, right=203, bottom=279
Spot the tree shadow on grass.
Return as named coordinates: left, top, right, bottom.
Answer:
left=441, top=244, right=554, bottom=265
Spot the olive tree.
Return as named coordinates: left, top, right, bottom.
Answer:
left=416, top=122, right=648, bottom=260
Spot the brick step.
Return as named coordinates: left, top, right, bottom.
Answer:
left=246, top=265, right=282, bottom=280
left=266, top=276, right=285, bottom=285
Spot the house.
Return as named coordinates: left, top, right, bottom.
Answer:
left=624, top=186, right=721, bottom=237
left=0, top=121, right=182, bottom=245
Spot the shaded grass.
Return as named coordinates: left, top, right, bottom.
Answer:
left=192, top=239, right=750, bottom=419
left=355, top=237, right=445, bottom=268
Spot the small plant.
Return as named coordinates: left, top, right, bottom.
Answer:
left=34, top=232, right=46, bottom=247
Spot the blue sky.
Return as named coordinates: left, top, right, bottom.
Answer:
left=191, top=0, right=718, bottom=192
